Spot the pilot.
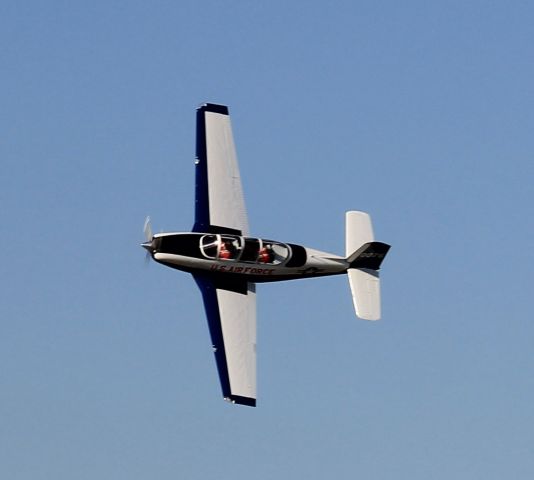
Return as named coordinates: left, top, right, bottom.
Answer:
left=219, top=241, right=232, bottom=260
left=258, top=244, right=274, bottom=263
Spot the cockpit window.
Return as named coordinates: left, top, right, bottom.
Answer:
left=200, top=234, right=243, bottom=260
left=242, top=238, right=289, bottom=264
left=200, top=234, right=290, bottom=265
left=200, top=235, right=219, bottom=258
left=218, top=235, right=243, bottom=260
left=259, top=240, right=289, bottom=265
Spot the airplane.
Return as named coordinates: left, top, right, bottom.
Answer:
left=142, top=103, right=390, bottom=407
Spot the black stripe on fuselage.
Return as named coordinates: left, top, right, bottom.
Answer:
left=159, top=261, right=346, bottom=284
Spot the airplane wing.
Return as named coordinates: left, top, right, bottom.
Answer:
left=191, top=104, right=256, bottom=406
left=193, top=103, right=250, bottom=236
left=194, top=275, right=257, bottom=406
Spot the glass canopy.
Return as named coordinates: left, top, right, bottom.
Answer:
left=200, top=234, right=290, bottom=265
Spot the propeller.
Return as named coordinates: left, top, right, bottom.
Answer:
left=143, top=216, right=153, bottom=242
left=142, top=216, right=153, bottom=264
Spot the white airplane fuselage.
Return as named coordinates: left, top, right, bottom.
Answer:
left=143, top=232, right=349, bottom=283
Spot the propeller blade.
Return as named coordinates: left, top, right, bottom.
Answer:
left=143, top=216, right=153, bottom=242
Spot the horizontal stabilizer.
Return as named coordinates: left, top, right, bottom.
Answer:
left=347, top=268, right=382, bottom=321
left=346, top=211, right=374, bottom=257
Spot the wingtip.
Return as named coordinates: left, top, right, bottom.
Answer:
left=224, top=395, right=256, bottom=407
left=197, top=103, right=229, bottom=115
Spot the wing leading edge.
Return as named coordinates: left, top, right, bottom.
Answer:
left=194, top=275, right=257, bottom=406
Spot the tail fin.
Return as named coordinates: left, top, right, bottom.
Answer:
left=347, top=241, right=390, bottom=269
left=345, top=211, right=390, bottom=321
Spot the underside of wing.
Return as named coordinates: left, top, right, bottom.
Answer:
left=193, top=103, right=249, bottom=236
left=194, top=275, right=256, bottom=406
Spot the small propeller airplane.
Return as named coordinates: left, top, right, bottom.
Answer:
left=142, top=103, right=390, bottom=407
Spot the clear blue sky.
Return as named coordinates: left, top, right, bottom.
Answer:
left=2, top=1, right=533, bottom=478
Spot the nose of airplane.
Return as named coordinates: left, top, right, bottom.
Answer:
left=141, top=239, right=156, bottom=265
left=141, top=241, right=153, bottom=252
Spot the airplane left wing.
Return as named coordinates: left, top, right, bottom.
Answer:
left=193, top=103, right=249, bottom=236
left=194, top=275, right=257, bottom=406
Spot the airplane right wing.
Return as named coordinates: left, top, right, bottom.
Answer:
left=194, top=275, right=257, bottom=407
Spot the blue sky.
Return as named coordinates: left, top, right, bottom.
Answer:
left=2, top=1, right=533, bottom=478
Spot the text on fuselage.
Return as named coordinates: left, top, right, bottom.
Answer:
left=210, top=264, right=275, bottom=275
